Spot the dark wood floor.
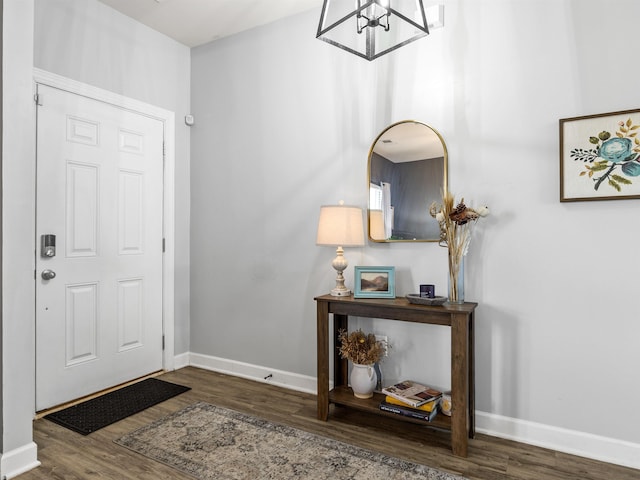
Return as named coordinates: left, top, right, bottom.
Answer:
left=18, top=367, right=639, bottom=480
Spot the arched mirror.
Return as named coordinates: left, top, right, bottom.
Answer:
left=368, top=121, right=448, bottom=242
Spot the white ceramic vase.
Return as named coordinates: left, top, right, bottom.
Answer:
left=350, top=363, right=377, bottom=399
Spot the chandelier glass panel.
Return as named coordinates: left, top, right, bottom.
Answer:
left=317, top=0, right=430, bottom=61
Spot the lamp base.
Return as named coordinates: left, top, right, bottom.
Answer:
left=330, top=246, right=351, bottom=297
left=330, top=286, right=351, bottom=297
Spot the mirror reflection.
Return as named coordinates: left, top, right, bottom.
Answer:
left=367, top=121, right=448, bottom=242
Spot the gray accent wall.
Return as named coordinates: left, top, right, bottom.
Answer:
left=189, top=10, right=374, bottom=376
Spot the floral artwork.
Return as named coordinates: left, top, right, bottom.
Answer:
left=560, top=109, right=640, bottom=201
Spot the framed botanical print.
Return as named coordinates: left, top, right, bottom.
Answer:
left=560, top=108, right=640, bottom=202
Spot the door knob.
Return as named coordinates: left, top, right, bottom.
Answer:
left=41, top=269, right=56, bottom=280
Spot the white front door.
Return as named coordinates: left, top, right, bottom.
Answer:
left=35, top=84, right=164, bottom=411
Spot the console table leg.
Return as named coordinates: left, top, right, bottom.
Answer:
left=333, top=314, right=348, bottom=387
left=451, top=313, right=469, bottom=457
left=317, top=302, right=329, bottom=421
left=469, top=312, right=475, bottom=438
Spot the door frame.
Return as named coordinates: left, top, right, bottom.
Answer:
left=33, top=68, right=176, bottom=374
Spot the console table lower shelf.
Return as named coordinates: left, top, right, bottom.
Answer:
left=329, top=386, right=452, bottom=430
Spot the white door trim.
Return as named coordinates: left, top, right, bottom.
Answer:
left=33, top=68, right=176, bottom=372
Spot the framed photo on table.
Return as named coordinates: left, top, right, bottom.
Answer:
left=560, top=108, right=640, bottom=202
left=353, top=266, right=395, bottom=298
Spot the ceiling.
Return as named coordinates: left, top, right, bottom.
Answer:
left=98, top=0, right=320, bottom=47
left=374, top=122, right=445, bottom=163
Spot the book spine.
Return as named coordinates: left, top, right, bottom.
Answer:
left=385, top=396, right=437, bottom=412
left=379, top=403, right=436, bottom=421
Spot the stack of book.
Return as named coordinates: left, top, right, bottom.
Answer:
left=379, top=380, right=443, bottom=422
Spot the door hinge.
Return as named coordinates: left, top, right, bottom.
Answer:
left=34, top=93, right=42, bottom=106
left=162, top=335, right=165, bottom=350
left=162, top=238, right=166, bottom=253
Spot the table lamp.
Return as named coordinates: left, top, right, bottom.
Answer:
left=316, top=203, right=365, bottom=296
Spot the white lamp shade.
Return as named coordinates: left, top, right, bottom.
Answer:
left=316, top=205, right=365, bottom=247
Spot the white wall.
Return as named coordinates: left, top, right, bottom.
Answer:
left=33, top=0, right=192, bottom=353
left=1, top=1, right=190, bottom=476
left=190, top=0, right=640, bottom=468
left=1, top=1, right=40, bottom=477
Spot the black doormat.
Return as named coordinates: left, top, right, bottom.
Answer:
left=44, top=378, right=191, bottom=435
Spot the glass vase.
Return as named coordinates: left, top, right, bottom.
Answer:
left=448, top=256, right=465, bottom=304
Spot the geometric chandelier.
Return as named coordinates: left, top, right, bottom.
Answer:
left=317, top=0, right=435, bottom=61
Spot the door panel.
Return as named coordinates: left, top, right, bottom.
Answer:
left=65, top=282, right=98, bottom=366
left=66, top=161, right=99, bottom=257
left=35, top=84, right=164, bottom=411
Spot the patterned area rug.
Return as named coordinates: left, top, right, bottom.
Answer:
left=115, top=402, right=468, bottom=480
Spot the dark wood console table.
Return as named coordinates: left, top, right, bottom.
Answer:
left=315, top=294, right=477, bottom=457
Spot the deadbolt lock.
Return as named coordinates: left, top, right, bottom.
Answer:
left=41, top=234, right=56, bottom=258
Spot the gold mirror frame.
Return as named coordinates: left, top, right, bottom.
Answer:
left=367, top=120, right=448, bottom=242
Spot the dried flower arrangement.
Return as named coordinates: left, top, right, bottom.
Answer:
left=430, top=191, right=489, bottom=303
left=337, top=329, right=385, bottom=365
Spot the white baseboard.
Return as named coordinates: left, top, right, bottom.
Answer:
left=1, top=442, right=40, bottom=479
left=476, top=411, right=640, bottom=470
left=188, top=352, right=318, bottom=394
left=181, top=352, right=640, bottom=471
left=173, top=352, right=190, bottom=370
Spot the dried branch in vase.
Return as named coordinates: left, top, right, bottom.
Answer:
left=337, top=329, right=385, bottom=365
left=430, top=191, right=489, bottom=302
